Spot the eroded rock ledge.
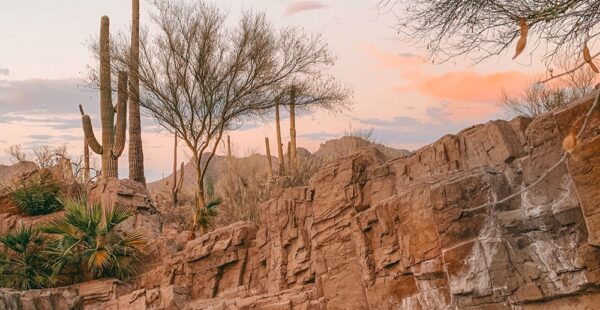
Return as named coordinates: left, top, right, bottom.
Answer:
left=1, top=96, right=600, bottom=309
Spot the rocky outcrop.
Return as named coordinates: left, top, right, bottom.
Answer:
left=0, top=162, right=79, bottom=235
left=0, top=161, right=39, bottom=195
left=2, top=96, right=599, bottom=309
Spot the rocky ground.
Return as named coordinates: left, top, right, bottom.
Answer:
left=1, top=95, right=600, bottom=309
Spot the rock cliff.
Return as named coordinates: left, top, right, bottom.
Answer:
left=1, top=95, right=600, bottom=309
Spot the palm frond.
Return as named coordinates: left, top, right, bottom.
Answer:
left=105, top=204, right=133, bottom=232
left=206, top=198, right=221, bottom=210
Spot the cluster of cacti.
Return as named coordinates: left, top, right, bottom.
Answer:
left=266, top=86, right=298, bottom=176
left=79, top=0, right=148, bottom=186
left=79, top=16, right=128, bottom=181
left=171, top=133, right=184, bottom=207
left=128, top=0, right=146, bottom=186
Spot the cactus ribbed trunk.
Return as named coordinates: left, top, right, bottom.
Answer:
left=100, top=16, right=117, bottom=179
left=290, top=86, right=297, bottom=162
left=287, top=141, right=291, bottom=168
left=79, top=16, right=128, bottom=182
left=83, top=139, right=90, bottom=183
left=227, top=135, right=232, bottom=168
left=275, top=100, right=285, bottom=175
left=129, top=0, right=146, bottom=186
left=171, top=133, right=183, bottom=207
left=265, top=137, right=273, bottom=176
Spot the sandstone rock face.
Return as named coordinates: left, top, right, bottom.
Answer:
left=2, top=97, right=599, bottom=309
left=88, top=178, right=162, bottom=239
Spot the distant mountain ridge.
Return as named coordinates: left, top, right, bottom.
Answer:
left=147, top=136, right=411, bottom=199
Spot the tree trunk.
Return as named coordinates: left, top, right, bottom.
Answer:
left=290, top=85, right=297, bottom=162
left=128, top=0, right=146, bottom=186
left=275, top=100, right=285, bottom=175
left=191, top=154, right=207, bottom=233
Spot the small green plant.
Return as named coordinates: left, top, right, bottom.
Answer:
left=12, top=182, right=63, bottom=216
left=43, top=197, right=147, bottom=282
left=0, top=226, right=55, bottom=290
left=192, top=198, right=221, bottom=235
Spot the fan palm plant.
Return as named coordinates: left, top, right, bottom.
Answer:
left=0, top=225, right=55, bottom=290
left=42, top=197, right=147, bottom=282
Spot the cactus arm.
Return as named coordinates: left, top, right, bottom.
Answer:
left=79, top=105, right=103, bottom=155
left=112, top=71, right=129, bottom=157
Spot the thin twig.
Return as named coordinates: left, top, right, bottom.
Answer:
left=539, top=52, right=600, bottom=84
left=459, top=90, right=600, bottom=217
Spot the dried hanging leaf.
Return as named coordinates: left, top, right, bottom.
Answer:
left=563, top=116, right=585, bottom=154
left=583, top=43, right=599, bottom=73
left=513, top=18, right=528, bottom=60
left=562, top=132, right=578, bottom=153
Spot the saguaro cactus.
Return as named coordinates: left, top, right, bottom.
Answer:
left=79, top=16, right=129, bottom=181
left=172, top=134, right=184, bottom=207
left=129, top=0, right=146, bottom=186
left=289, top=86, right=297, bottom=162
left=83, top=139, right=90, bottom=183
left=265, top=137, right=273, bottom=176
left=275, top=99, right=285, bottom=175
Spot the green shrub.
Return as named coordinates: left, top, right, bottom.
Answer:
left=12, top=182, right=63, bottom=216
left=43, top=197, right=147, bottom=282
left=0, top=226, right=55, bottom=290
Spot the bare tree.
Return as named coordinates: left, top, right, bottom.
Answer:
left=5, top=145, right=28, bottom=163
left=380, top=0, right=600, bottom=75
left=93, top=0, right=350, bottom=231
left=500, top=57, right=597, bottom=117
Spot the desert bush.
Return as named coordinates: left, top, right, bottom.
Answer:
left=42, top=197, right=147, bottom=283
left=276, top=153, right=322, bottom=188
left=214, top=150, right=322, bottom=228
left=0, top=226, right=55, bottom=290
left=214, top=155, right=273, bottom=227
left=12, top=180, right=62, bottom=216
left=500, top=58, right=597, bottom=118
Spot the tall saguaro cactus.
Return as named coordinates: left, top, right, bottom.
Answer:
left=172, top=133, right=184, bottom=207
left=129, top=0, right=146, bottom=186
left=83, top=139, right=90, bottom=183
left=79, top=16, right=129, bottom=181
left=289, top=86, right=297, bottom=162
left=264, top=137, right=273, bottom=176
left=275, top=99, right=285, bottom=175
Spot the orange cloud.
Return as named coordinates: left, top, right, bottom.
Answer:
left=395, top=71, right=532, bottom=103
left=363, top=44, right=534, bottom=103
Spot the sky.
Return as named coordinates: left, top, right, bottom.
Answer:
left=0, top=0, right=545, bottom=181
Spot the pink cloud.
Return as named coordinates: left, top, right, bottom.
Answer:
left=284, top=1, right=326, bottom=16
left=364, top=45, right=534, bottom=103
left=362, top=44, right=424, bottom=67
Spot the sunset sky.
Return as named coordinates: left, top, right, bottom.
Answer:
left=0, top=0, right=546, bottom=181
